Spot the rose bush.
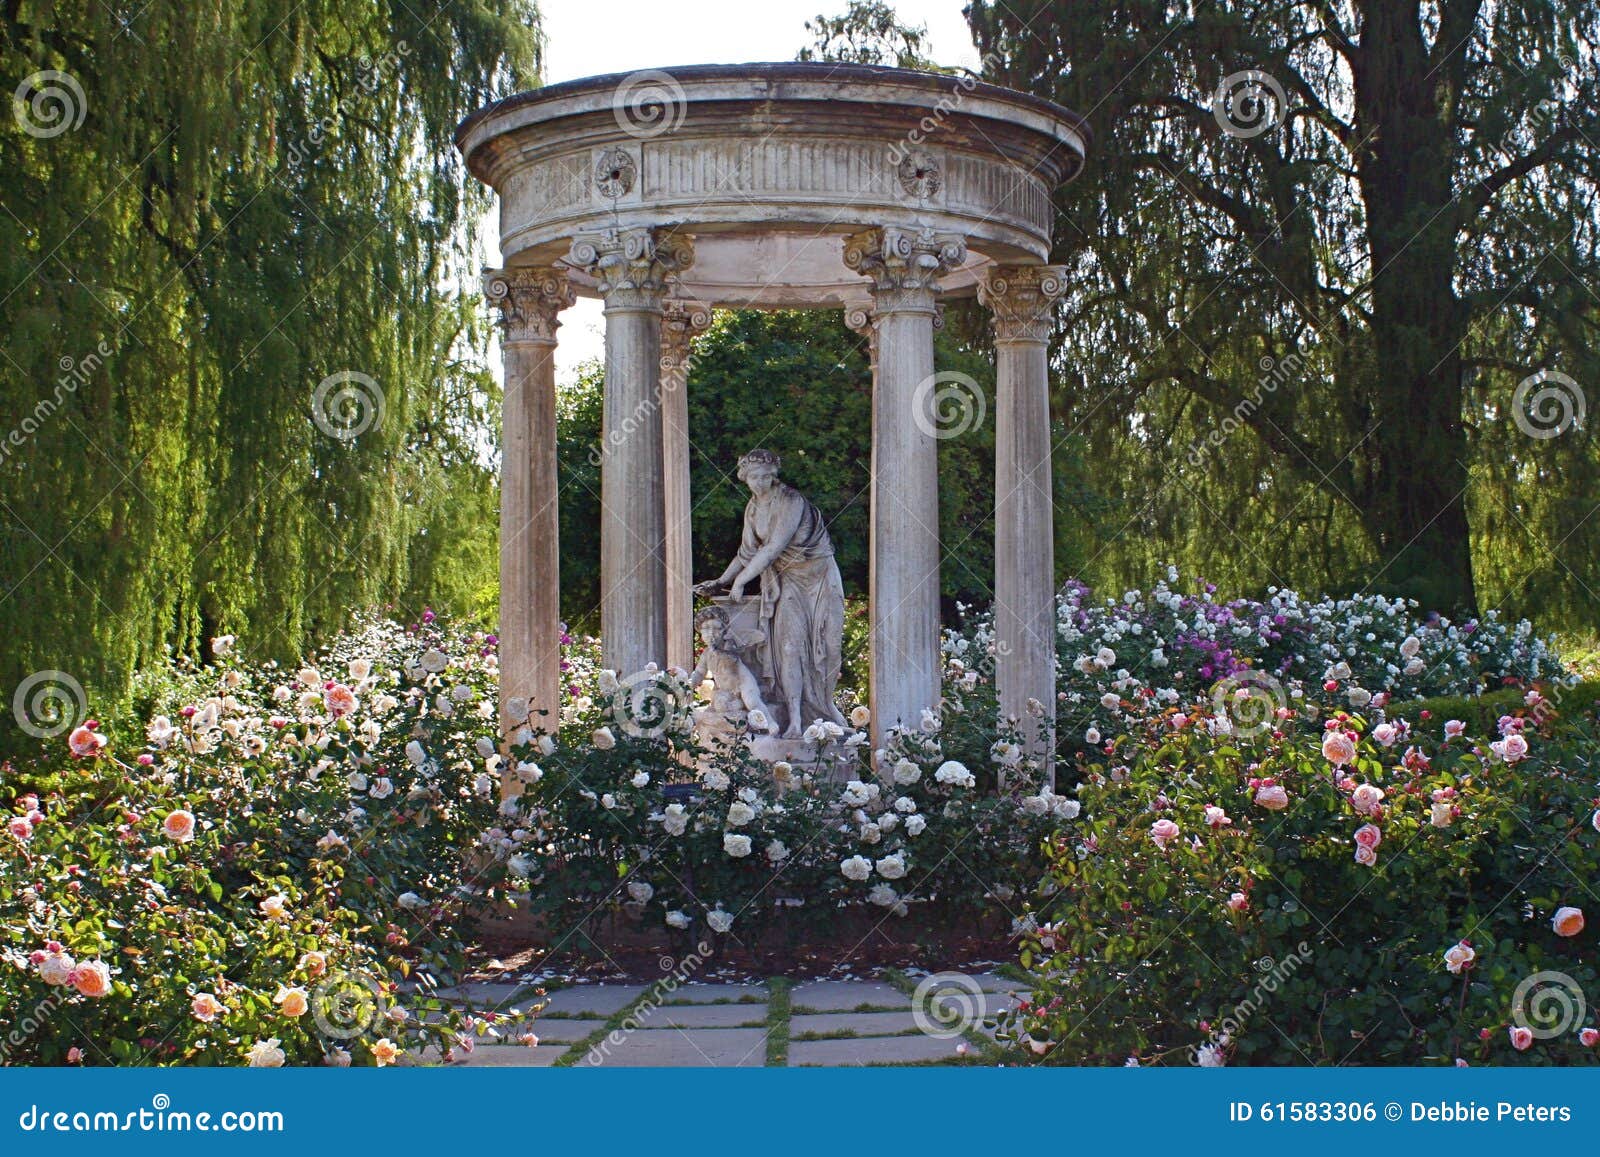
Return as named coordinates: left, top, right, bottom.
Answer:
left=1, top=616, right=534, bottom=1066
left=996, top=677, right=1600, bottom=1066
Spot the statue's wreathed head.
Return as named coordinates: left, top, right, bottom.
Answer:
left=736, top=448, right=781, bottom=482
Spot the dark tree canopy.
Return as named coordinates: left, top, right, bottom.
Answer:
left=968, top=0, right=1600, bottom=623
left=1, top=1, right=540, bottom=727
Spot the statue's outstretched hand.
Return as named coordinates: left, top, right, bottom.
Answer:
left=692, top=579, right=725, bottom=597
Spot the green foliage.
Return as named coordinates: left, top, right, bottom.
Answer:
left=797, top=0, right=938, bottom=70
left=0, top=1, right=541, bottom=749
left=999, top=695, right=1600, bottom=1065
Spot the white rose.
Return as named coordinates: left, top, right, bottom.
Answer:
left=707, top=908, right=734, bottom=933
left=905, top=815, right=927, bottom=836
left=627, top=880, right=653, bottom=903
left=630, top=770, right=650, bottom=788
left=892, top=759, right=922, bottom=785
left=723, top=833, right=752, bottom=858
left=875, top=854, right=906, bottom=880
left=665, top=910, right=690, bottom=929
left=840, top=855, right=872, bottom=881
left=702, top=769, right=730, bottom=791
left=591, top=727, right=616, bottom=750
left=727, top=801, right=756, bottom=827
left=247, top=1038, right=286, bottom=1067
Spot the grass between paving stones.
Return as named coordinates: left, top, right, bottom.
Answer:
left=550, top=987, right=659, bottom=1067
left=657, top=994, right=767, bottom=1006
left=788, top=1025, right=922, bottom=1042
left=882, top=968, right=1007, bottom=1066
left=765, top=979, right=792, bottom=1066
left=788, top=1001, right=905, bottom=1015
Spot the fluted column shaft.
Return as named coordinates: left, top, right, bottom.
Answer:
left=660, top=300, right=713, bottom=672
left=844, top=228, right=966, bottom=748
left=980, top=265, right=1067, bottom=777
left=485, top=267, right=575, bottom=740
left=569, top=228, right=694, bottom=679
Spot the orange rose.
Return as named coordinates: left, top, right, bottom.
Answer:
left=71, top=960, right=112, bottom=998
left=162, top=809, right=196, bottom=843
left=1553, top=906, right=1585, bottom=938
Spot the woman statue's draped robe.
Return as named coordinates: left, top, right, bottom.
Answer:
left=733, top=482, right=847, bottom=732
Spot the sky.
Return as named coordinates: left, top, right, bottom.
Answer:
left=504, top=0, right=985, bottom=383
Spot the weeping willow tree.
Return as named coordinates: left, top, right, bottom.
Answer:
left=0, top=1, right=541, bottom=736
left=969, top=0, right=1600, bottom=625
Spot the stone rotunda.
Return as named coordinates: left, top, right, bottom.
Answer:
left=456, top=61, right=1089, bottom=758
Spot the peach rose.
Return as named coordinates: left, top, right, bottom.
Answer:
left=1430, top=801, right=1454, bottom=828
left=68, top=725, right=106, bottom=758
left=324, top=683, right=358, bottom=716
left=1442, top=941, right=1475, bottom=974
left=70, top=960, right=112, bottom=998
left=1509, top=1025, right=1534, bottom=1051
left=162, top=809, right=196, bottom=843
left=259, top=894, right=288, bottom=921
left=1354, top=823, right=1382, bottom=850
left=191, top=992, right=224, bottom=1022
left=1353, top=843, right=1377, bottom=867
left=275, top=986, right=309, bottom=1018
left=372, top=1037, right=401, bottom=1067
left=299, top=951, right=328, bottom=979
left=1321, top=729, right=1356, bottom=766
left=1552, top=906, right=1585, bottom=938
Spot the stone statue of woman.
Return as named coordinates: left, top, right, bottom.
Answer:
left=694, top=449, right=847, bottom=738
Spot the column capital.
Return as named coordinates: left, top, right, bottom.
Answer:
left=483, top=266, right=576, bottom=344
left=567, top=227, right=695, bottom=311
left=843, top=226, right=967, bottom=313
left=978, top=265, right=1068, bottom=343
left=659, top=299, right=714, bottom=374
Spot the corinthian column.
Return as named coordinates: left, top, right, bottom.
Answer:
left=660, top=299, right=713, bottom=672
left=843, top=226, right=966, bottom=748
left=485, top=266, right=576, bottom=741
left=979, top=265, right=1067, bottom=776
left=567, top=227, right=695, bottom=679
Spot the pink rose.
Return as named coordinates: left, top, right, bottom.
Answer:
left=1509, top=1025, right=1534, bottom=1051
left=7, top=816, right=31, bottom=841
left=1444, top=719, right=1465, bottom=740
left=1350, top=783, right=1385, bottom=816
left=192, top=992, right=224, bottom=1022
left=1430, top=801, right=1454, bottom=828
left=1442, top=941, right=1475, bottom=974
left=1149, top=818, right=1180, bottom=850
left=1321, top=730, right=1356, bottom=766
left=1254, top=784, right=1289, bottom=811
left=66, top=1047, right=83, bottom=1063
left=324, top=684, right=358, bottom=717
left=1580, top=1028, right=1599, bottom=1048
left=1353, top=843, right=1377, bottom=867
left=1354, top=823, right=1382, bottom=850
left=1226, top=892, right=1249, bottom=912
left=1552, top=906, right=1585, bottom=938
left=1591, top=809, right=1600, bottom=835
left=1203, top=805, right=1231, bottom=828
left=67, top=725, right=106, bottom=758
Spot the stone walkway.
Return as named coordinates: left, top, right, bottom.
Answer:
left=438, top=973, right=1028, bottom=1067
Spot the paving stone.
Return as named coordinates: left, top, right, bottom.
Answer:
left=656, top=982, right=768, bottom=1005
left=789, top=980, right=907, bottom=1012
left=634, top=1002, right=768, bottom=1029
left=439, top=982, right=533, bottom=1009
left=579, top=1027, right=769, bottom=1067
left=789, top=1033, right=963, bottom=1066
left=973, top=972, right=1032, bottom=994
left=473, top=1018, right=604, bottom=1045
left=791, top=1010, right=919, bottom=1037
left=452, top=1043, right=568, bottom=1068
left=538, top=984, right=645, bottom=1018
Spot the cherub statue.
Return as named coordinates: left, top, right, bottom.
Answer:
left=688, top=605, right=780, bottom=735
